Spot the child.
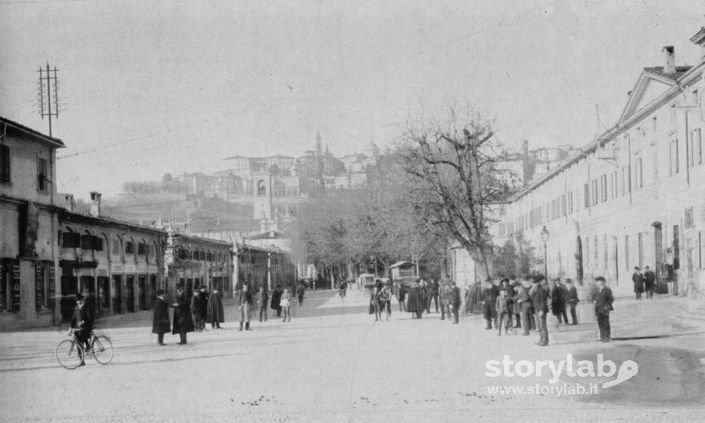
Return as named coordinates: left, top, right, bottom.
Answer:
left=280, top=289, right=291, bottom=322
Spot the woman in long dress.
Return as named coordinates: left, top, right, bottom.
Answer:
left=406, top=279, right=424, bottom=319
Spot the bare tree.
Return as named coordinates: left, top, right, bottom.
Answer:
left=399, top=106, right=509, bottom=279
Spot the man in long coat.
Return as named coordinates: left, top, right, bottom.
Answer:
left=270, top=285, right=282, bottom=317
left=643, top=266, right=656, bottom=299
left=439, top=281, right=451, bottom=320
left=172, top=286, right=194, bottom=345
left=530, top=276, right=549, bottom=346
left=594, top=276, right=614, bottom=342
left=632, top=267, right=644, bottom=300
left=207, top=289, right=224, bottom=329
left=152, top=289, right=170, bottom=345
left=450, top=280, right=461, bottom=324
left=237, top=283, right=253, bottom=331
left=406, top=280, right=424, bottom=319
left=514, top=280, right=533, bottom=335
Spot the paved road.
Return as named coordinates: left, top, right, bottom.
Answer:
left=1, top=290, right=704, bottom=422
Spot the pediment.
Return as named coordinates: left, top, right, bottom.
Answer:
left=618, top=72, right=675, bottom=124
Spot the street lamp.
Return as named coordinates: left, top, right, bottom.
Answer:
left=540, top=225, right=550, bottom=279
left=266, top=245, right=274, bottom=292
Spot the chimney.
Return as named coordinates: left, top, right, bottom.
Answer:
left=62, top=194, right=74, bottom=212
left=89, top=191, right=102, bottom=217
left=663, top=46, right=676, bottom=74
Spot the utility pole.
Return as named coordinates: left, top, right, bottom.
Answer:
left=38, top=63, right=59, bottom=137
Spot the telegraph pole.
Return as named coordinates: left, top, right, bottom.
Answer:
left=38, top=63, right=59, bottom=137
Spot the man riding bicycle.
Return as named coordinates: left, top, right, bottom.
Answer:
left=68, top=293, right=94, bottom=366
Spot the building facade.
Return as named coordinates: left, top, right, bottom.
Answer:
left=492, top=34, right=705, bottom=295
left=165, top=232, right=233, bottom=299
left=0, top=117, right=64, bottom=330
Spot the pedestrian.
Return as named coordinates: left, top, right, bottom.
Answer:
left=271, top=285, right=282, bottom=317
left=297, top=283, right=305, bottom=307
left=395, top=281, right=406, bottom=312
left=481, top=279, right=499, bottom=329
left=565, top=279, right=579, bottom=325
left=198, top=286, right=209, bottom=331
left=152, top=289, right=170, bottom=346
left=338, top=280, right=347, bottom=302
left=406, top=279, right=424, bottom=319
left=257, top=285, right=269, bottom=322
left=515, top=279, right=532, bottom=336
left=371, top=281, right=382, bottom=321
left=207, top=288, right=224, bottom=330
left=594, top=276, right=614, bottom=342
left=171, top=285, right=194, bottom=345
left=530, top=275, right=549, bottom=346
left=427, top=279, right=439, bottom=313
left=632, top=267, right=644, bottom=300
left=280, top=288, right=291, bottom=322
left=439, top=281, right=451, bottom=321
left=450, top=280, right=461, bottom=324
left=237, top=283, right=253, bottom=331
left=495, top=289, right=512, bottom=335
left=643, top=266, right=656, bottom=299
left=380, top=283, right=392, bottom=321
left=550, top=279, right=568, bottom=325
left=191, top=288, right=204, bottom=332
left=510, top=279, right=522, bottom=328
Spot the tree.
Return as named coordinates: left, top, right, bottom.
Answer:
left=398, top=106, right=509, bottom=280
left=491, top=233, right=535, bottom=279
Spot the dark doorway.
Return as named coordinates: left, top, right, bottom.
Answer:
left=653, top=222, right=663, bottom=283
left=112, top=275, right=123, bottom=314
left=149, top=275, right=157, bottom=306
left=60, top=272, right=78, bottom=323
left=97, top=276, right=110, bottom=314
left=126, top=275, right=135, bottom=312
left=575, top=236, right=584, bottom=285
left=138, top=275, right=148, bottom=311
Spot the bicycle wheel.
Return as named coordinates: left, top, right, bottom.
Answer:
left=91, top=335, right=113, bottom=365
left=56, top=339, right=83, bottom=369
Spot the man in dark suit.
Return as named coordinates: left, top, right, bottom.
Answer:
left=565, top=279, right=579, bottom=325
left=594, top=276, right=614, bottom=342
left=450, top=280, right=461, bottom=324
left=515, top=280, right=532, bottom=336
left=69, top=293, right=94, bottom=366
left=530, top=275, right=549, bottom=346
left=643, top=266, right=656, bottom=300
left=632, top=267, right=644, bottom=300
left=152, top=289, right=170, bottom=346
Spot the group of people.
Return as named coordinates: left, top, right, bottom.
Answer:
left=472, top=275, right=614, bottom=346
left=368, top=278, right=462, bottom=323
left=152, top=283, right=306, bottom=345
left=152, top=285, right=224, bottom=346
left=632, top=266, right=656, bottom=300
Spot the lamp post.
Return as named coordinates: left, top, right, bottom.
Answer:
left=266, top=245, right=274, bottom=292
left=540, top=225, right=550, bottom=279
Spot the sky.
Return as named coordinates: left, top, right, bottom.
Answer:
left=0, top=0, right=702, bottom=199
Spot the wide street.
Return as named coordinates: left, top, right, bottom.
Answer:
left=1, top=289, right=705, bottom=422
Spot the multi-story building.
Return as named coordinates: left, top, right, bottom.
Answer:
left=58, top=193, right=166, bottom=321
left=492, top=32, right=705, bottom=295
left=165, top=232, right=233, bottom=299
left=0, top=117, right=64, bottom=330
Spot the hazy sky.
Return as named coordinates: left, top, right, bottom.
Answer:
left=0, top=0, right=702, bottom=198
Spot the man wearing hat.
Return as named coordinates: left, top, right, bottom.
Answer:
left=69, top=293, right=94, bottom=365
left=152, top=289, right=170, bottom=346
left=530, top=275, right=549, bottom=346
left=594, top=276, right=614, bottom=342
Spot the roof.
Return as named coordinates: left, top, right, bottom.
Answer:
left=248, top=230, right=285, bottom=240
left=389, top=261, right=415, bottom=269
left=642, top=66, right=692, bottom=82
left=172, top=232, right=233, bottom=247
left=59, top=210, right=166, bottom=236
left=1, top=116, right=65, bottom=148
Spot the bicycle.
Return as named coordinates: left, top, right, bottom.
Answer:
left=56, top=328, right=114, bottom=369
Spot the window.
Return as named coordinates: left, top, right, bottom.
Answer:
left=669, top=139, right=679, bottom=175
left=111, top=239, right=121, bottom=256
left=600, top=175, right=608, bottom=202
left=691, top=128, right=702, bottom=166
left=635, top=157, right=643, bottom=189
left=603, top=234, right=608, bottom=269
left=638, top=232, right=644, bottom=268
left=93, top=236, right=103, bottom=252
left=0, top=144, right=10, bottom=183
left=1, top=261, right=20, bottom=313
left=625, top=235, right=630, bottom=270
left=80, top=234, right=93, bottom=250
left=137, top=242, right=146, bottom=256
left=591, top=180, right=598, bottom=206
left=685, top=207, right=694, bottom=229
left=62, top=232, right=80, bottom=248
left=567, top=192, right=574, bottom=214
left=621, top=167, right=627, bottom=196
left=561, top=194, right=567, bottom=217
left=35, top=261, right=54, bottom=312
left=125, top=241, right=135, bottom=255
left=37, top=157, right=48, bottom=192
left=583, top=183, right=590, bottom=208
left=594, top=235, right=599, bottom=262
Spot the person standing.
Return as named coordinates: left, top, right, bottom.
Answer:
left=406, top=280, right=424, bottom=319
left=280, top=288, right=291, bottom=322
left=152, top=289, right=170, bottom=346
left=495, top=289, right=512, bottom=335
left=237, top=283, right=253, bottom=331
left=371, top=282, right=382, bottom=321
left=481, top=280, right=499, bottom=329
left=172, top=285, right=194, bottom=345
left=270, top=285, right=282, bottom=317
left=450, top=280, right=461, bottom=324
left=427, top=279, right=439, bottom=313
left=380, top=283, right=392, bottom=321
left=515, top=279, right=532, bottom=336
left=297, top=283, right=305, bottom=307
left=594, top=276, right=614, bottom=342
left=191, top=288, right=204, bottom=332
left=565, top=279, right=579, bottom=325
left=644, top=266, right=656, bottom=299
left=632, top=267, right=644, bottom=300
left=439, top=281, right=451, bottom=321
left=207, top=289, right=224, bottom=330
left=530, top=276, right=549, bottom=346
left=257, top=285, right=269, bottom=322
left=551, top=279, right=568, bottom=324
left=511, top=279, right=522, bottom=329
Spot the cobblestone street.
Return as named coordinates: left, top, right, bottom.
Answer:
left=1, top=290, right=704, bottom=422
